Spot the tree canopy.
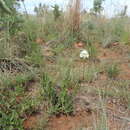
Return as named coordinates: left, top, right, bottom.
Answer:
left=92, top=0, right=105, bottom=15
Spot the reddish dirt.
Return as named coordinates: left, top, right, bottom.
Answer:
left=119, top=63, right=130, bottom=80
left=47, top=111, right=97, bottom=130
left=23, top=111, right=97, bottom=130
left=23, top=114, right=39, bottom=129
left=98, top=47, right=123, bottom=61
left=47, top=107, right=130, bottom=130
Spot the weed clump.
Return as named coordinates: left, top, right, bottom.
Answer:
left=41, top=73, right=74, bottom=115
left=0, top=73, right=40, bottom=130
left=88, top=44, right=98, bottom=60
left=106, top=64, right=120, bottom=79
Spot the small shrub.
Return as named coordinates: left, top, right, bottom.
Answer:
left=0, top=94, right=39, bottom=129
left=52, top=4, right=61, bottom=21
left=0, top=84, right=39, bottom=130
left=41, top=73, right=57, bottom=105
left=49, top=85, right=73, bottom=115
left=106, top=64, right=120, bottom=79
left=81, top=19, right=97, bottom=43
left=58, top=63, right=80, bottom=88
left=41, top=73, right=74, bottom=115
left=26, top=42, right=43, bottom=66
left=88, top=44, right=97, bottom=60
left=0, top=0, right=23, bottom=35
left=85, top=65, right=99, bottom=83
left=62, top=68, right=72, bottom=86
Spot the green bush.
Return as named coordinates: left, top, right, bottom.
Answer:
left=0, top=0, right=23, bottom=35
left=0, top=72, right=40, bottom=130
left=41, top=73, right=73, bottom=115
left=52, top=4, right=61, bottom=21
left=50, top=85, right=73, bottom=115
left=0, top=91, right=39, bottom=130
left=106, top=64, right=120, bottom=79
left=84, top=65, right=99, bottom=83
left=25, top=42, right=43, bottom=66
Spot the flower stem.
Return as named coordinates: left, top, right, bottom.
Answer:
left=83, top=61, right=85, bottom=81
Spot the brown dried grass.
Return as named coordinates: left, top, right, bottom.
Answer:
left=65, top=0, right=82, bottom=34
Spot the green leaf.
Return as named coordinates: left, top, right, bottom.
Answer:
left=0, top=0, right=12, bottom=14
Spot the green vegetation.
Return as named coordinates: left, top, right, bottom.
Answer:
left=106, top=63, right=120, bottom=79
left=91, top=0, right=105, bottom=15
left=0, top=72, right=40, bottom=129
left=41, top=73, right=74, bottom=115
left=0, top=0, right=12, bottom=14
left=52, top=4, right=61, bottom=21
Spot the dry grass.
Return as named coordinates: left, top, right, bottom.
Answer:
left=65, top=0, right=82, bottom=35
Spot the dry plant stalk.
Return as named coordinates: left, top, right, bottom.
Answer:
left=65, top=0, right=82, bottom=34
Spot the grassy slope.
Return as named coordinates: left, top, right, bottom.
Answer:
left=1, top=10, right=130, bottom=130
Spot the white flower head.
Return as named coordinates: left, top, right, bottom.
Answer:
left=80, top=49, right=89, bottom=59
